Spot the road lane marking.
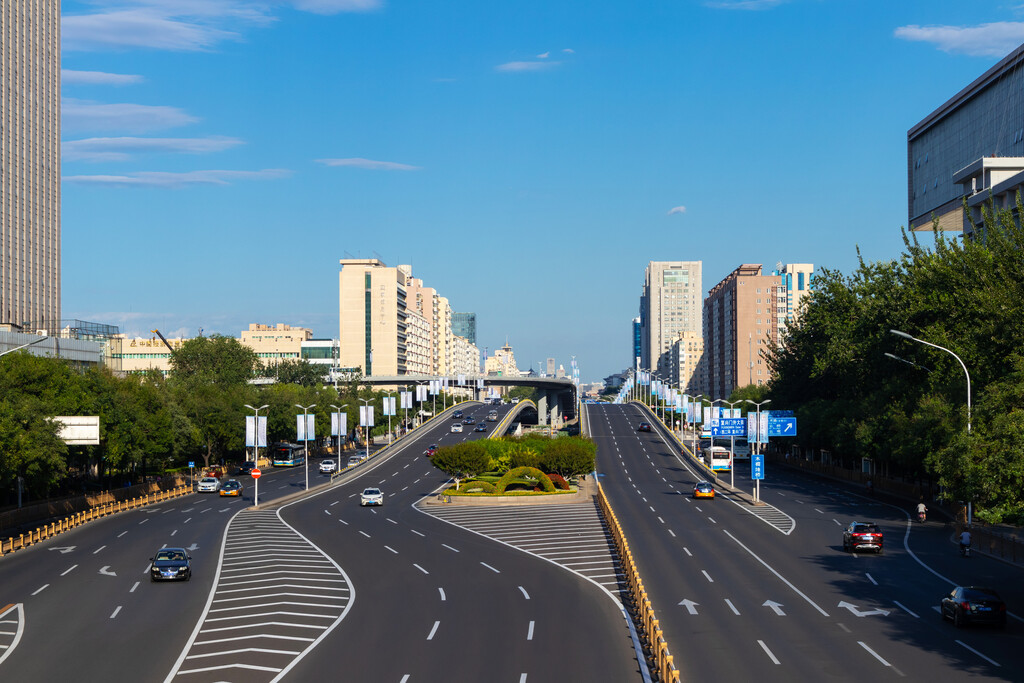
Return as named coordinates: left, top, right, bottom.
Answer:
left=527, top=620, right=535, bottom=640
left=61, top=565, right=78, bottom=576
left=833, top=519, right=841, bottom=526
left=110, top=606, right=122, bottom=619
left=411, top=530, right=425, bottom=537
left=683, top=548, right=692, bottom=557
left=387, top=518, right=398, bottom=525
left=814, top=508, right=824, bottom=514
left=758, top=640, right=780, bottom=664
left=117, top=532, right=128, bottom=538
left=414, top=564, right=429, bottom=575
left=956, top=639, right=1000, bottom=667
left=31, top=585, right=48, bottom=596
left=668, top=530, right=676, bottom=537
left=893, top=601, right=918, bottom=618
left=442, top=544, right=460, bottom=553
left=866, top=573, right=877, bottom=586
left=519, top=586, right=530, bottom=600
left=439, top=588, right=446, bottom=601
left=385, top=546, right=398, bottom=554
left=708, top=517, right=717, bottom=524
left=725, top=599, right=740, bottom=615
left=338, top=519, right=349, bottom=525
left=130, top=581, right=140, bottom=593
left=701, top=570, right=714, bottom=583
left=723, top=529, right=829, bottom=616
left=837, top=623, right=851, bottom=633
left=858, top=641, right=891, bottom=667
left=171, top=530, right=178, bottom=536
left=330, top=500, right=340, bottom=506
left=480, top=562, right=500, bottom=573
left=138, top=519, right=148, bottom=525
left=427, top=620, right=440, bottom=640
left=359, top=531, right=370, bottom=538
left=657, top=517, right=664, bottom=524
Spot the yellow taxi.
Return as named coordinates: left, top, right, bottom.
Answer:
left=693, top=481, right=715, bottom=499
left=219, top=479, right=244, bottom=497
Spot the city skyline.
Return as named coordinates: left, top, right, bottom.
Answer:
left=56, top=2, right=1024, bottom=380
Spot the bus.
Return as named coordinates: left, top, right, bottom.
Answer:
left=271, top=443, right=305, bottom=467
left=702, top=446, right=732, bottom=472
left=714, top=437, right=750, bottom=460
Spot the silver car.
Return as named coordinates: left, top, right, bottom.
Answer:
left=196, top=477, right=220, bottom=493
left=360, top=488, right=384, bottom=506
left=319, top=459, right=337, bottom=473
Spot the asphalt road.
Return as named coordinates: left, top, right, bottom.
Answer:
left=587, top=402, right=1024, bottom=682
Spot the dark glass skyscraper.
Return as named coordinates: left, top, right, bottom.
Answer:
left=452, top=312, right=476, bottom=344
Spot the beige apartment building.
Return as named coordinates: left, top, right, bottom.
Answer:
left=451, top=333, right=479, bottom=377
left=2, top=0, right=61, bottom=330
left=667, top=330, right=704, bottom=394
left=108, top=334, right=185, bottom=375
left=703, top=264, right=782, bottom=399
left=241, top=323, right=312, bottom=365
left=639, top=261, right=702, bottom=378
left=486, top=342, right=521, bottom=377
left=338, top=259, right=408, bottom=376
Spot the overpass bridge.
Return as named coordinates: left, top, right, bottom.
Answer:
left=359, top=374, right=577, bottom=426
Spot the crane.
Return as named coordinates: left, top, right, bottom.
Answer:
left=151, top=329, right=175, bottom=354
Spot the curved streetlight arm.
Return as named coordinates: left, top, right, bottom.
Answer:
left=890, top=330, right=971, bottom=433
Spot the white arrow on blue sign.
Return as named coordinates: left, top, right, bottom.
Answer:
left=767, top=418, right=797, bottom=437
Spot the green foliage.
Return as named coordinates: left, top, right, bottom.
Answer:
left=170, top=335, right=260, bottom=387
left=457, top=480, right=496, bottom=494
left=728, top=384, right=770, bottom=409
left=494, top=466, right=555, bottom=493
left=540, top=437, right=596, bottom=477
left=266, top=359, right=326, bottom=387
left=431, top=441, right=491, bottom=482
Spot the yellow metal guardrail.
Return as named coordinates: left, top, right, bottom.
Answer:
left=595, top=479, right=680, bottom=682
left=0, top=485, right=191, bottom=557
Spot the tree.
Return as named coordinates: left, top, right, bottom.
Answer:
left=431, top=441, right=490, bottom=488
left=267, top=359, right=326, bottom=387
left=170, top=335, right=259, bottom=387
left=541, top=437, right=597, bottom=477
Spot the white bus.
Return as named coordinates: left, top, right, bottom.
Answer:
left=702, top=446, right=731, bottom=472
left=714, top=437, right=750, bottom=460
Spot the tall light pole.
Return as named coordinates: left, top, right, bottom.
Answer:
left=244, top=403, right=268, bottom=506
left=689, top=394, right=704, bottom=464
left=712, top=398, right=741, bottom=488
left=384, top=391, right=396, bottom=445
left=891, top=329, right=973, bottom=522
left=296, top=403, right=316, bottom=491
left=745, top=399, right=771, bottom=502
left=330, top=404, right=348, bottom=461
left=359, top=398, right=373, bottom=462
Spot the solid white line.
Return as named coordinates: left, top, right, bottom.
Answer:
left=758, top=640, right=780, bottom=664
left=438, top=587, right=446, bottom=601
left=427, top=620, right=440, bottom=640
left=723, top=529, right=829, bottom=616
left=956, top=639, right=1000, bottom=667
left=893, top=601, right=918, bottom=618
left=527, top=620, right=535, bottom=640
left=414, top=564, right=429, bottom=575
left=866, top=573, right=878, bottom=586
left=725, top=599, right=740, bottom=615
left=702, top=570, right=714, bottom=583
left=110, top=606, right=122, bottom=619
left=858, top=641, right=891, bottom=666
left=61, top=565, right=78, bottom=576
left=480, top=562, right=500, bottom=573
left=519, top=586, right=530, bottom=600
left=31, top=585, right=48, bottom=596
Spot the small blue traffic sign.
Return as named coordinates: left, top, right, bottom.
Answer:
left=712, top=424, right=746, bottom=437
left=752, top=453, right=765, bottom=480
left=767, top=417, right=797, bottom=437
left=188, top=461, right=195, bottom=468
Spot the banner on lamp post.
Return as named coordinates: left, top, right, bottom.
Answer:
left=296, top=414, right=314, bottom=441
left=383, top=397, right=396, bottom=416
left=400, top=391, right=412, bottom=409
left=331, top=411, right=347, bottom=437
left=359, top=405, right=375, bottom=427
left=245, top=415, right=267, bottom=448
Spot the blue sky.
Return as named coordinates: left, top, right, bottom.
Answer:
left=59, top=0, right=1024, bottom=382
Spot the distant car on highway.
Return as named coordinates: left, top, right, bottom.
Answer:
left=474, top=423, right=487, bottom=432
left=347, top=456, right=362, bottom=467
left=196, top=477, right=220, bottom=493
left=463, top=416, right=475, bottom=424
left=219, top=479, right=243, bottom=497
left=452, top=410, right=464, bottom=419
left=424, top=444, right=438, bottom=457
left=236, top=461, right=256, bottom=475
left=693, top=481, right=715, bottom=499
left=941, top=586, right=1007, bottom=628
left=451, top=423, right=463, bottom=433
left=842, top=522, right=884, bottom=553
left=319, top=459, right=337, bottom=473
left=360, top=488, right=384, bottom=506
left=150, top=548, right=192, bottom=582
left=638, top=422, right=652, bottom=432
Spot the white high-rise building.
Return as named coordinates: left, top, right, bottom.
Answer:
left=1, top=1, right=61, bottom=329
left=639, top=261, right=702, bottom=378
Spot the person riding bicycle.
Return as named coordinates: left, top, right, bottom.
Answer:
left=960, top=528, right=972, bottom=553
left=916, top=501, right=927, bottom=520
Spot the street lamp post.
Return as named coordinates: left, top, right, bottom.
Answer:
left=330, top=404, right=348, bottom=462
left=384, top=391, right=396, bottom=446
left=244, top=403, right=269, bottom=506
left=359, top=398, right=373, bottom=462
left=296, top=403, right=316, bottom=491
left=745, top=399, right=771, bottom=502
left=712, top=398, right=741, bottom=488
left=689, top=394, right=704, bottom=465
left=891, top=329, right=973, bottom=522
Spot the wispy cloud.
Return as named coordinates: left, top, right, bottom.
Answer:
left=667, top=206, right=687, bottom=216
left=63, top=136, right=244, bottom=162
left=536, top=51, right=550, bottom=59
left=63, top=1, right=383, bottom=52
left=894, top=22, right=1024, bottom=58
left=63, top=168, right=291, bottom=188
left=562, top=48, right=575, bottom=54
left=704, top=0, right=786, bottom=9
left=63, top=98, right=198, bottom=133
left=316, top=157, right=421, bottom=171
left=62, top=69, right=144, bottom=86
left=496, top=61, right=558, bottom=73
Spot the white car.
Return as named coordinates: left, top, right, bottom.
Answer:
left=347, top=456, right=362, bottom=467
left=319, top=459, right=337, bottom=473
left=196, top=477, right=220, bottom=493
left=451, top=423, right=463, bottom=433
left=360, top=488, right=384, bottom=506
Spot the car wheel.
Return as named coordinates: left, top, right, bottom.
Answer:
left=954, top=610, right=964, bottom=628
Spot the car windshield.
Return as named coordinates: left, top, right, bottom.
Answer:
left=963, top=588, right=1000, bottom=601
left=156, top=550, right=185, bottom=561
left=363, top=489, right=380, bottom=496
left=201, top=478, right=217, bottom=483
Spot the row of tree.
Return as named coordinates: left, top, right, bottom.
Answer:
left=429, top=435, right=597, bottom=487
left=0, top=335, right=467, bottom=506
left=764, top=197, right=1024, bottom=523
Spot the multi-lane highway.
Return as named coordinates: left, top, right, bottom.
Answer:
left=0, top=401, right=648, bottom=682
left=588, top=402, right=1024, bottom=682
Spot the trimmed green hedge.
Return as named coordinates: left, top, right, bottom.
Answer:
left=459, top=480, right=496, bottom=493
left=494, top=466, right=554, bottom=493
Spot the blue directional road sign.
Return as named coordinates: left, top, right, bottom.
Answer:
left=751, top=453, right=765, bottom=480
left=188, top=461, right=195, bottom=468
left=767, top=417, right=797, bottom=437
left=712, top=418, right=746, bottom=437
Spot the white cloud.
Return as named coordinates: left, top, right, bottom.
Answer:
left=63, top=168, right=291, bottom=188
left=536, top=51, right=550, bottom=59
left=667, top=206, right=687, bottom=215
left=63, top=136, right=244, bottom=162
left=562, top=48, right=575, bottom=54
left=62, top=99, right=198, bottom=134
left=704, top=0, right=785, bottom=9
left=316, top=157, right=421, bottom=171
left=62, top=69, right=144, bottom=86
left=496, top=61, right=558, bottom=72
left=894, top=22, right=1024, bottom=58
left=290, top=0, right=383, bottom=13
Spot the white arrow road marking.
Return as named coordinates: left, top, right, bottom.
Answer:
left=763, top=600, right=786, bottom=616
left=678, top=599, right=699, bottom=615
left=48, top=546, right=76, bottom=554
left=99, top=566, right=117, bottom=576
left=186, top=543, right=199, bottom=551
left=838, top=601, right=890, bottom=617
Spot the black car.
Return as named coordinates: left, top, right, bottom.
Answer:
left=941, top=586, right=1007, bottom=628
left=638, top=422, right=652, bottom=432
left=452, top=410, right=463, bottom=419
left=463, top=417, right=475, bottom=424
left=474, top=423, right=487, bottom=432
left=236, top=461, right=256, bottom=475
left=150, top=547, right=192, bottom=582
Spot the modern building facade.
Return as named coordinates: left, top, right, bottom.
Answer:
left=452, top=312, right=476, bottom=345
left=632, top=316, right=641, bottom=369
left=485, top=342, right=520, bottom=377
left=703, top=264, right=782, bottom=399
left=667, top=329, right=704, bottom=394
left=773, top=263, right=815, bottom=330
left=241, top=323, right=312, bottom=365
left=339, top=259, right=408, bottom=376
left=1, top=0, right=61, bottom=329
left=908, top=42, right=1024, bottom=235
left=639, top=261, right=702, bottom=378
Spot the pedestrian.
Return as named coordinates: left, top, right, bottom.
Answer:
left=866, top=479, right=874, bottom=496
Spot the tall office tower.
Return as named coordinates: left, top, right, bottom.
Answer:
left=639, top=261, right=702, bottom=377
left=703, top=264, right=782, bottom=400
left=772, top=263, right=814, bottom=330
left=338, top=259, right=409, bottom=376
left=1, top=0, right=61, bottom=329
left=546, top=358, right=555, bottom=377
left=632, top=316, right=641, bottom=369
left=452, top=312, right=476, bottom=345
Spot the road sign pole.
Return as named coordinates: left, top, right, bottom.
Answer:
left=730, top=433, right=735, bottom=488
